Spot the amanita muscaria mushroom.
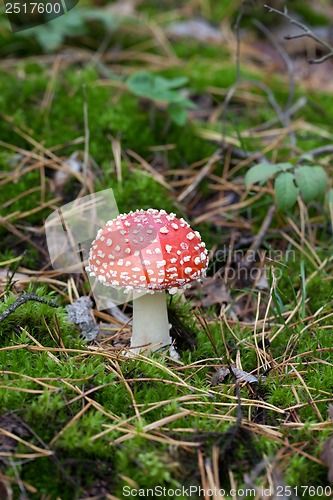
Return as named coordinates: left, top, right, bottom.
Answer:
left=86, top=209, right=208, bottom=354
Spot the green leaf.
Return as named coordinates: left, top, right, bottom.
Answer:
left=16, top=8, right=117, bottom=52
left=326, top=188, right=333, bottom=207
left=168, top=104, right=188, bottom=126
left=154, top=76, right=188, bottom=89
left=32, top=27, right=65, bottom=52
left=274, top=172, right=299, bottom=210
left=126, top=72, right=154, bottom=96
left=276, top=162, right=294, bottom=172
left=84, top=9, right=118, bottom=30
left=295, top=166, right=328, bottom=202
left=245, top=163, right=282, bottom=187
left=126, top=72, right=192, bottom=104
left=153, top=89, right=185, bottom=103
left=126, top=72, right=171, bottom=101
left=179, top=98, right=197, bottom=109
left=312, top=166, right=328, bottom=199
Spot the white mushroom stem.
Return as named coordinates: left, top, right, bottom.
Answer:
left=130, top=290, right=171, bottom=353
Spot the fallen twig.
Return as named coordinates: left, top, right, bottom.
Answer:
left=265, top=5, right=333, bottom=64
left=0, top=293, right=59, bottom=323
left=246, top=204, right=276, bottom=260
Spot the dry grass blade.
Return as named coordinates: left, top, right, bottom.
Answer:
left=19, top=328, right=61, bottom=364
left=126, top=149, right=173, bottom=190
left=0, top=371, right=59, bottom=390
left=0, top=428, right=52, bottom=457
left=0, top=472, right=37, bottom=494
left=113, top=410, right=194, bottom=445
left=90, top=395, right=203, bottom=442
left=49, top=402, right=93, bottom=446
left=177, top=150, right=222, bottom=202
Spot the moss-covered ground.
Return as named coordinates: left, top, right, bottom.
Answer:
left=0, top=1, right=333, bottom=498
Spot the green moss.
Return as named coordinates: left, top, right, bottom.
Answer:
left=1, top=1, right=333, bottom=494
left=97, top=168, right=175, bottom=214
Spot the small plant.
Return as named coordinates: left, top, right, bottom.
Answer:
left=326, top=188, right=333, bottom=208
left=126, top=71, right=196, bottom=125
left=245, top=161, right=328, bottom=210
left=16, top=7, right=119, bottom=52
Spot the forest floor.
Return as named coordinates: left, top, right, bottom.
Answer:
left=0, top=1, right=333, bottom=498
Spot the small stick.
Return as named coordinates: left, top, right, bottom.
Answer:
left=0, top=293, right=59, bottom=323
left=82, top=84, right=90, bottom=194
left=4, top=250, right=27, bottom=292
left=265, top=4, right=333, bottom=64
left=299, top=145, right=333, bottom=159
left=252, top=19, right=297, bottom=154
left=246, top=204, right=276, bottom=258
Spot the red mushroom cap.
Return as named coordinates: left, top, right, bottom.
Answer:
left=86, top=209, right=209, bottom=293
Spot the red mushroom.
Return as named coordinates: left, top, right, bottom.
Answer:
left=86, top=209, right=208, bottom=354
